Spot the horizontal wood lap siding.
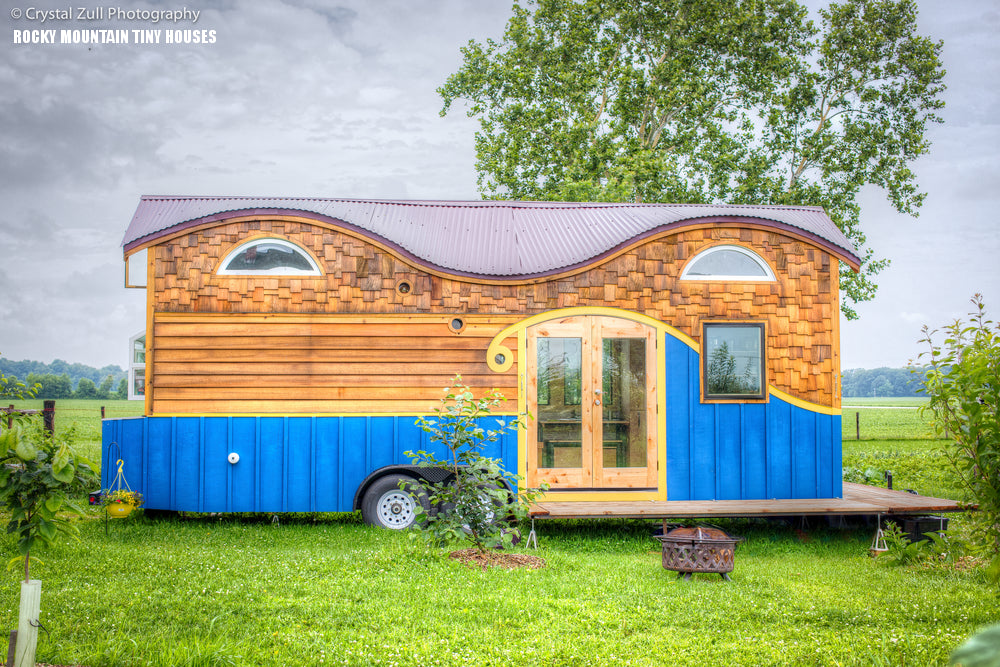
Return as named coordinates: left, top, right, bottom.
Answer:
left=102, top=416, right=518, bottom=513
left=664, top=335, right=841, bottom=501
left=150, top=314, right=519, bottom=414
left=151, top=219, right=839, bottom=407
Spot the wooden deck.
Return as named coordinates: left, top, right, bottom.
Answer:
left=529, top=483, right=965, bottom=520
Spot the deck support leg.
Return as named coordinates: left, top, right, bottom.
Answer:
left=869, top=513, right=888, bottom=553
left=526, top=518, right=538, bottom=550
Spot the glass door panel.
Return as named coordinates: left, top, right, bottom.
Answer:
left=536, top=337, right=583, bottom=469
left=601, top=338, right=647, bottom=470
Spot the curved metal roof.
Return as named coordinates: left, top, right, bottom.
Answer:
left=123, top=196, right=861, bottom=279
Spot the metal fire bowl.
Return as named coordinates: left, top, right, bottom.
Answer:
left=656, top=526, right=742, bottom=580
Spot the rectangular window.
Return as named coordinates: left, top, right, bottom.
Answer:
left=702, top=323, right=766, bottom=400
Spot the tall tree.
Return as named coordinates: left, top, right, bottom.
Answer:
left=439, top=0, right=945, bottom=317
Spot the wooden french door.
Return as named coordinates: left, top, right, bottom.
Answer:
left=526, top=315, right=657, bottom=489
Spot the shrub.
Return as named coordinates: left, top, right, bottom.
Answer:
left=917, top=294, right=1000, bottom=582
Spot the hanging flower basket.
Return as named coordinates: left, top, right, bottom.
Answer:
left=102, top=489, right=143, bottom=519
left=106, top=502, right=135, bottom=518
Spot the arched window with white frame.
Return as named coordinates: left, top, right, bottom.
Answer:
left=680, top=244, right=775, bottom=281
left=217, top=238, right=321, bottom=276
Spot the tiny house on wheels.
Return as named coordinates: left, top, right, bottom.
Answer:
left=104, top=196, right=863, bottom=528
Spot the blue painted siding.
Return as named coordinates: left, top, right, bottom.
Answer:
left=663, top=335, right=842, bottom=501
left=101, top=415, right=518, bottom=513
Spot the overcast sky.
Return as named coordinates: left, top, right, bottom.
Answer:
left=1, top=0, right=997, bottom=373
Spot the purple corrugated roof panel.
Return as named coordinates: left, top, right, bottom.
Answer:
left=122, top=197, right=861, bottom=279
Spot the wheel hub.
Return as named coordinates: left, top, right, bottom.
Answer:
left=377, top=491, right=415, bottom=528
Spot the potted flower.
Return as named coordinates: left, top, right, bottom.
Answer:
left=102, top=489, right=143, bottom=518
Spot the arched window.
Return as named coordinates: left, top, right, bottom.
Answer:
left=680, top=245, right=775, bottom=281
left=217, top=238, right=321, bottom=276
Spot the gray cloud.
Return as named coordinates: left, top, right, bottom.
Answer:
left=1, top=0, right=996, bottom=371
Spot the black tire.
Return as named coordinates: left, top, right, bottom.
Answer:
left=360, top=474, right=431, bottom=530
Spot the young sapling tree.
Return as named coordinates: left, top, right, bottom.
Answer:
left=405, top=377, right=546, bottom=552
left=0, top=366, right=97, bottom=665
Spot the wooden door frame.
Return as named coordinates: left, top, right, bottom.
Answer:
left=526, top=316, right=658, bottom=490
left=486, top=307, right=693, bottom=501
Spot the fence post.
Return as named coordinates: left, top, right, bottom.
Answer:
left=855, top=412, right=860, bottom=440
left=6, top=404, right=12, bottom=430
left=42, top=400, right=55, bottom=435
left=101, top=405, right=105, bottom=419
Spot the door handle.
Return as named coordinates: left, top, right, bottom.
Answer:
left=594, top=399, right=602, bottom=406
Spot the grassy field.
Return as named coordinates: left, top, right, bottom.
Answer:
left=0, top=400, right=994, bottom=666
left=839, top=403, right=956, bottom=498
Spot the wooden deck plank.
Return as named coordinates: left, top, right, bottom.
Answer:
left=529, top=483, right=964, bottom=519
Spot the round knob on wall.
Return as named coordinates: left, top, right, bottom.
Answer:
left=227, top=452, right=240, bottom=465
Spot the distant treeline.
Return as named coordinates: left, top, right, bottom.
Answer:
left=0, top=358, right=128, bottom=399
left=2, top=357, right=927, bottom=400
left=841, top=366, right=928, bottom=398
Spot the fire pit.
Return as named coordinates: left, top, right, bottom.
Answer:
left=656, top=525, right=742, bottom=581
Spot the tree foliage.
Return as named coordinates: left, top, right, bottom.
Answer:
left=706, top=342, right=759, bottom=395
left=917, top=295, right=1000, bottom=582
left=842, top=366, right=927, bottom=397
left=439, top=0, right=945, bottom=317
left=0, top=358, right=126, bottom=399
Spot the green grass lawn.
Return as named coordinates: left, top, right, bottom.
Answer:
left=0, top=513, right=994, bottom=666
left=1, top=400, right=993, bottom=666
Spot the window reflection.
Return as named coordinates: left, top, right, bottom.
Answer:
left=219, top=239, right=320, bottom=275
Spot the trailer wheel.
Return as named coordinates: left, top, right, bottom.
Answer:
left=361, top=474, right=430, bottom=530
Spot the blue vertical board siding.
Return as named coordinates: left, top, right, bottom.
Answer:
left=286, top=418, right=313, bottom=511
left=231, top=418, right=257, bottom=512
left=100, top=415, right=519, bottom=513
left=203, top=418, right=229, bottom=511
left=661, top=334, right=840, bottom=501
left=691, top=399, right=716, bottom=500
left=174, top=418, right=201, bottom=511
left=742, top=407, right=767, bottom=499
left=831, top=415, right=843, bottom=497
left=716, top=404, right=742, bottom=499
left=792, top=410, right=818, bottom=498
left=341, top=418, right=369, bottom=510
left=145, top=418, right=173, bottom=508
left=258, top=418, right=285, bottom=510
left=664, top=335, right=693, bottom=501
left=313, top=418, right=340, bottom=510
left=765, top=398, right=793, bottom=499
left=103, top=418, right=145, bottom=495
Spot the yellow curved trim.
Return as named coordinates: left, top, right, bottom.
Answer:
left=767, top=387, right=840, bottom=416
left=487, top=306, right=698, bottom=373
